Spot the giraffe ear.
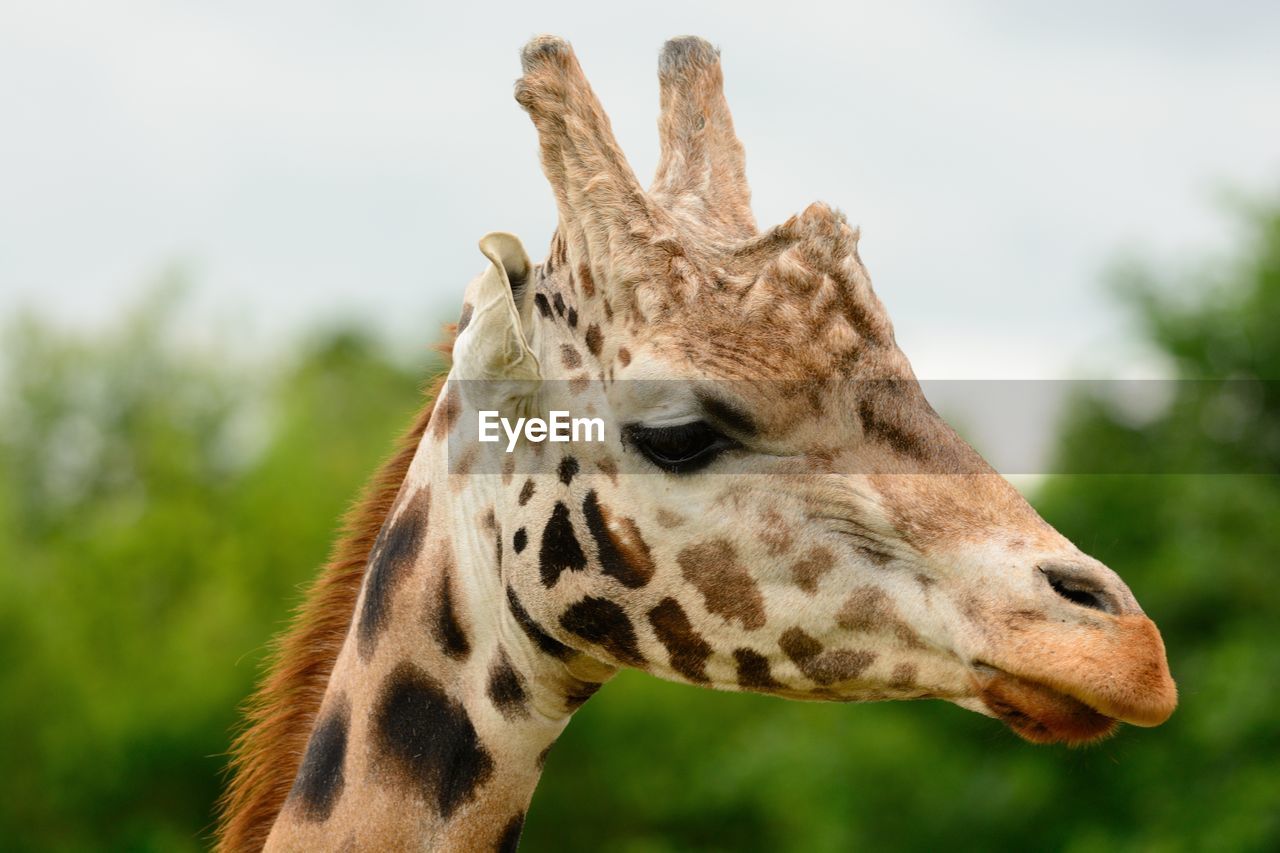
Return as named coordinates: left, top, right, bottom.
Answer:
left=453, top=232, right=542, bottom=388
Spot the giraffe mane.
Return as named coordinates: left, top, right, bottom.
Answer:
left=213, top=335, right=455, bottom=852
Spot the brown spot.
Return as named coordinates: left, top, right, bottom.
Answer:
left=758, top=510, right=793, bottom=555
left=578, top=263, right=596, bottom=297
left=518, top=478, right=536, bottom=506
left=677, top=541, right=766, bottom=631
left=559, top=596, right=644, bottom=667
left=501, top=453, right=515, bottom=485
left=835, top=585, right=925, bottom=649
left=889, top=662, right=918, bottom=689
left=734, top=648, right=783, bottom=691
left=569, top=373, right=591, bottom=395
left=655, top=508, right=685, bottom=528
left=486, top=650, right=529, bottom=720
left=451, top=446, right=478, bottom=482
left=596, top=458, right=618, bottom=483
left=430, top=385, right=461, bottom=441
left=585, top=323, right=603, bottom=357
left=647, top=598, right=712, bottom=682
left=358, top=488, right=430, bottom=658
left=560, top=344, right=582, bottom=370
left=431, top=555, right=472, bottom=661
left=958, top=592, right=984, bottom=625
left=583, top=491, right=655, bottom=588
left=617, top=346, right=631, bottom=366
left=371, top=663, right=493, bottom=819
left=779, top=627, right=876, bottom=686
left=534, top=292, right=553, bottom=318
left=286, top=696, right=350, bottom=822
left=539, top=501, right=586, bottom=587
left=457, top=302, right=474, bottom=333
left=789, top=546, right=835, bottom=594
left=551, top=292, right=566, bottom=317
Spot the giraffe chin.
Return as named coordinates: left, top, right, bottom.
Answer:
left=972, top=667, right=1119, bottom=745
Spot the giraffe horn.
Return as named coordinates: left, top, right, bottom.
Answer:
left=651, top=36, right=756, bottom=239
left=515, top=36, right=672, bottom=290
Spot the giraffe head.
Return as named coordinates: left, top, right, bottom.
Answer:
left=449, top=36, right=1176, bottom=745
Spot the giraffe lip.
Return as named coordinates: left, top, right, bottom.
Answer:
left=970, top=663, right=1118, bottom=745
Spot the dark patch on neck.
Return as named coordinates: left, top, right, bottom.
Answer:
left=779, top=627, right=876, bottom=686
left=496, top=813, right=526, bottom=853
left=512, top=527, right=528, bottom=554
left=430, top=385, right=461, bottom=441
left=506, top=587, right=571, bottom=659
left=734, top=648, right=783, bottom=691
left=286, top=695, right=350, bottom=822
left=697, top=392, right=758, bottom=437
left=539, top=501, right=587, bottom=587
left=647, top=598, right=711, bottom=682
left=577, top=262, right=596, bottom=298
left=584, top=323, right=603, bottom=357
left=371, top=662, right=494, bottom=819
left=551, top=292, right=567, bottom=317
left=432, top=566, right=472, bottom=661
left=566, top=307, right=579, bottom=328
left=559, top=596, right=643, bottom=667
left=582, top=490, right=655, bottom=588
left=533, top=292, right=553, bottom=318
left=518, top=478, right=536, bottom=506
left=557, top=456, right=579, bottom=485
left=560, top=344, right=582, bottom=370
left=486, top=650, right=530, bottom=720
left=359, top=487, right=430, bottom=658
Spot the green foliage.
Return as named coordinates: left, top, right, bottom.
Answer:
left=0, top=286, right=433, bottom=851
left=1, top=203, right=1278, bottom=850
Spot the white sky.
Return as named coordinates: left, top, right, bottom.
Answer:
left=2, top=0, right=1279, bottom=382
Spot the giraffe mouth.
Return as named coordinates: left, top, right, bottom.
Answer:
left=969, top=664, right=1118, bottom=745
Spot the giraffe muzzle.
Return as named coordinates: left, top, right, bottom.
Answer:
left=971, top=609, right=1177, bottom=744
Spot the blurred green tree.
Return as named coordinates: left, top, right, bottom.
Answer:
left=0, top=282, right=435, bottom=851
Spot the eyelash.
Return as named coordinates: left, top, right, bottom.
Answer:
left=622, top=421, right=736, bottom=475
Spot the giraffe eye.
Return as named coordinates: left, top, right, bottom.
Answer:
left=623, top=421, right=735, bottom=474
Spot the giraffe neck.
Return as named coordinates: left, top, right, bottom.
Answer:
left=266, top=408, right=608, bottom=851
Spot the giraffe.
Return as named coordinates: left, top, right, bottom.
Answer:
left=217, top=35, right=1177, bottom=851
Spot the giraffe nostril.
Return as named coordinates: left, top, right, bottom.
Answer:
left=1039, top=565, right=1114, bottom=615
